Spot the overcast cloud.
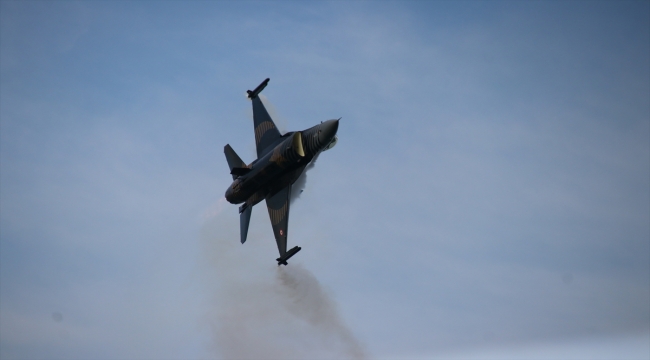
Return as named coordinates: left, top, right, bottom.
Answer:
left=1, top=1, right=648, bottom=359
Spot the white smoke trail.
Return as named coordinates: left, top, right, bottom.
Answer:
left=200, top=208, right=366, bottom=359
left=276, top=265, right=366, bottom=359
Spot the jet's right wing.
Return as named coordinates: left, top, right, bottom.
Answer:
left=247, top=78, right=282, bottom=158
left=265, top=185, right=301, bottom=265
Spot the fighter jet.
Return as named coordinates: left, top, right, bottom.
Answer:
left=224, top=78, right=339, bottom=265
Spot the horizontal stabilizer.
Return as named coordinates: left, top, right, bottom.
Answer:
left=230, top=167, right=251, bottom=176
left=240, top=204, right=252, bottom=244
left=247, top=78, right=270, bottom=99
left=276, top=246, right=301, bottom=266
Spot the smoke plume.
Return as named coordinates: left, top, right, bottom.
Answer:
left=200, top=205, right=366, bottom=359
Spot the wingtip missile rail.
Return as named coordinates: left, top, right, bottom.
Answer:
left=276, top=246, right=301, bottom=266
left=247, top=78, right=270, bottom=99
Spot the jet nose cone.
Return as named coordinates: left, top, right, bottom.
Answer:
left=319, top=119, right=339, bottom=145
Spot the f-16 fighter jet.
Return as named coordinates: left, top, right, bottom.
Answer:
left=224, top=78, right=339, bottom=265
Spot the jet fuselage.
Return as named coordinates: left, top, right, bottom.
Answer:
left=225, top=119, right=339, bottom=206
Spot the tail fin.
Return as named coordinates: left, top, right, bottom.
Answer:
left=224, top=144, right=246, bottom=180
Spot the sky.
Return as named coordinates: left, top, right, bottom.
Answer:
left=1, top=1, right=649, bottom=359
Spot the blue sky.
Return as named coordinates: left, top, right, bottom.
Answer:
left=1, top=1, right=648, bottom=359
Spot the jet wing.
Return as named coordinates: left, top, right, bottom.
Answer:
left=248, top=79, right=282, bottom=158
left=252, top=97, right=282, bottom=158
left=266, top=185, right=301, bottom=265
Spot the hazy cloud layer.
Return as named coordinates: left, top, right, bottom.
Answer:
left=1, top=1, right=648, bottom=359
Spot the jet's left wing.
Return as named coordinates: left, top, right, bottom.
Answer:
left=247, top=78, right=283, bottom=158
left=266, top=185, right=301, bottom=265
